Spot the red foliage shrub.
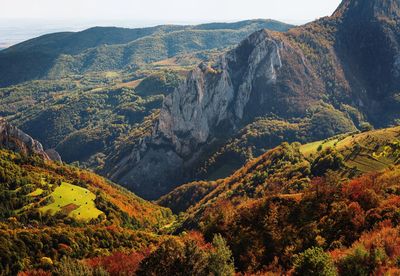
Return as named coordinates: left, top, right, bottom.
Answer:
left=358, top=223, right=400, bottom=259
left=85, top=250, right=150, bottom=275
left=343, top=174, right=382, bottom=210
left=366, top=196, right=400, bottom=226
left=348, top=202, right=365, bottom=229
left=18, top=270, right=51, bottom=276
left=335, top=223, right=400, bottom=274
left=183, top=231, right=212, bottom=250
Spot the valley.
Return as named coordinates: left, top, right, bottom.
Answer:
left=1, top=0, right=400, bottom=275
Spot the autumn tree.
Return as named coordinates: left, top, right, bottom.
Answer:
left=208, top=234, right=235, bottom=276
left=311, top=148, right=345, bottom=176
left=293, top=247, right=337, bottom=276
left=137, top=238, right=208, bottom=276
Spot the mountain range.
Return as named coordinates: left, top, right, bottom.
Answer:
left=1, top=0, right=400, bottom=275
left=0, top=19, right=292, bottom=87
left=0, top=19, right=293, bottom=175
left=104, top=0, right=400, bottom=199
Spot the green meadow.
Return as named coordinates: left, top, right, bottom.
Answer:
left=300, top=127, right=400, bottom=173
left=40, top=182, right=103, bottom=221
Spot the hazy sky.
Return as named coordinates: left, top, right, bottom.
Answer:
left=2, top=0, right=342, bottom=24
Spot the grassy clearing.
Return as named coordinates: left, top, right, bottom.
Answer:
left=40, top=182, right=103, bottom=221
left=104, top=71, right=120, bottom=78
left=301, top=127, right=400, bottom=173
left=300, top=138, right=340, bottom=157
left=335, top=128, right=400, bottom=172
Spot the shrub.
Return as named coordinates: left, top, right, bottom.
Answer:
left=337, top=245, right=372, bottom=276
left=311, top=148, right=345, bottom=176
left=293, top=247, right=337, bottom=276
left=53, top=257, right=108, bottom=276
left=208, top=234, right=235, bottom=276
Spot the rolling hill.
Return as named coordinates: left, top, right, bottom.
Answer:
left=0, top=19, right=293, bottom=171
left=155, top=126, right=400, bottom=273
left=0, top=120, right=174, bottom=274
left=0, top=19, right=293, bottom=86
left=159, top=126, right=400, bottom=215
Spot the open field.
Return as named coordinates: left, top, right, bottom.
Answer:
left=300, top=138, right=340, bottom=157
left=40, top=182, right=103, bottom=221
left=300, top=127, right=400, bottom=173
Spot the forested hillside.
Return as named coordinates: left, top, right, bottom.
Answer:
left=3, top=124, right=400, bottom=275
left=158, top=126, right=400, bottom=274
left=0, top=20, right=292, bottom=171
left=2, top=0, right=400, bottom=274
left=0, top=20, right=292, bottom=86
left=107, top=0, right=400, bottom=199
left=0, top=122, right=176, bottom=274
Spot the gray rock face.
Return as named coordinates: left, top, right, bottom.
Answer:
left=45, top=149, right=62, bottom=163
left=156, top=31, right=283, bottom=157
left=0, top=118, right=61, bottom=162
left=108, top=30, right=303, bottom=199
left=107, top=0, right=400, bottom=200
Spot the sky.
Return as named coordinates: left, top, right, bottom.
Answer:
left=1, top=0, right=342, bottom=24
left=0, top=0, right=342, bottom=48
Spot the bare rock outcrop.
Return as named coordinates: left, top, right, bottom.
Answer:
left=107, top=30, right=321, bottom=199
left=105, top=0, right=400, bottom=200
left=0, top=118, right=61, bottom=162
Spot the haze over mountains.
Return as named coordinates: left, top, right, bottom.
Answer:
left=0, top=19, right=196, bottom=49
left=0, top=19, right=292, bottom=86
left=1, top=0, right=400, bottom=275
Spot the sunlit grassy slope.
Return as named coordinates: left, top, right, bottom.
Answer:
left=301, top=127, right=400, bottom=172
left=40, top=182, right=103, bottom=221
left=0, top=148, right=174, bottom=228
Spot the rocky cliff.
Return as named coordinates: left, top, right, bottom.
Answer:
left=0, top=118, right=61, bottom=162
left=105, top=0, right=400, bottom=199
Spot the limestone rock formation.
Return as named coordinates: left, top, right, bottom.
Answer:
left=105, top=0, right=400, bottom=199
left=0, top=118, right=61, bottom=162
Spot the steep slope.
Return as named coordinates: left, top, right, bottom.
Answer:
left=332, top=0, right=400, bottom=125
left=178, top=126, right=399, bottom=216
left=0, top=117, right=61, bottom=162
left=0, top=147, right=173, bottom=227
left=0, top=121, right=174, bottom=274
left=104, top=0, right=400, bottom=199
left=155, top=126, right=400, bottom=273
left=0, top=119, right=172, bottom=227
left=195, top=165, right=400, bottom=273
left=0, top=20, right=292, bottom=86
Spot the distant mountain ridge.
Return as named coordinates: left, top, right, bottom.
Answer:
left=0, top=19, right=293, bottom=86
